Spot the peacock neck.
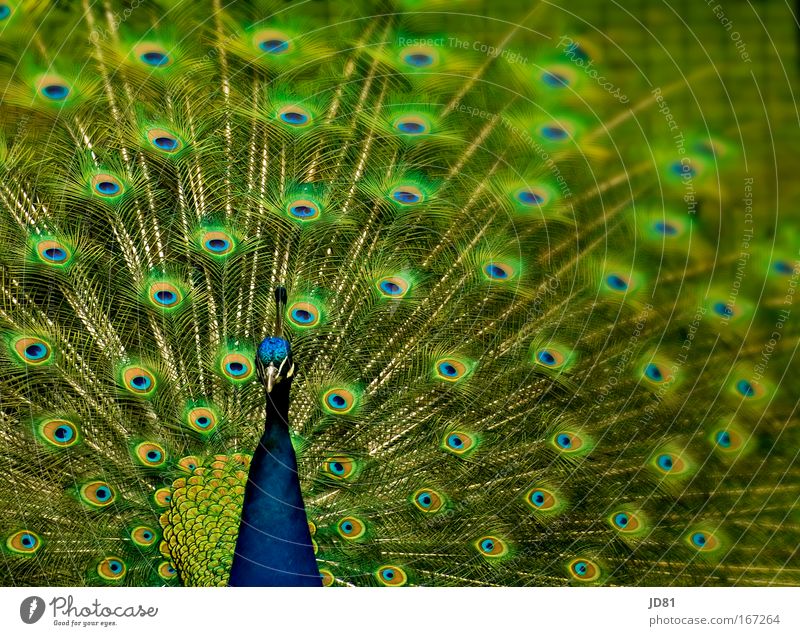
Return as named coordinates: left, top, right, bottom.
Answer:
left=228, top=383, right=321, bottom=586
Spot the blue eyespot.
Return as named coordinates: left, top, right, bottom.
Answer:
left=341, top=521, right=353, bottom=533
left=393, top=190, right=420, bottom=204
left=25, top=344, right=46, bottom=360
left=131, top=375, right=152, bottom=390
left=292, top=309, right=313, bottom=324
left=259, top=39, right=289, bottom=54
left=291, top=205, right=315, bottom=218
left=0, top=5, right=10, bottom=20
left=43, top=247, right=67, bottom=262
left=614, top=513, right=629, bottom=527
left=530, top=491, right=546, bottom=507
left=447, top=434, right=463, bottom=448
left=195, top=416, right=210, bottom=428
left=143, top=531, right=153, bottom=541
left=644, top=363, right=663, bottom=382
left=541, top=125, right=569, bottom=140
left=206, top=238, right=230, bottom=252
left=556, top=433, right=572, bottom=449
left=154, top=136, right=178, bottom=151
left=670, top=161, right=696, bottom=177
left=226, top=362, right=246, bottom=377
left=537, top=350, right=556, bottom=366
left=654, top=221, right=678, bottom=236
left=327, top=394, right=346, bottom=409
left=573, top=561, right=588, bottom=575
left=404, top=53, right=433, bottom=67
left=713, top=302, right=733, bottom=318
left=565, top=42, right=590, bottom=61
left=108, top=559, right=123, bottom=573
left=517, top=190, right=544, bottom=205
left=480, top=539, right=495, bottom=552
left=42, top=84, right=69, bottom=100
left=690, top=532, right=706, bottom=548
left=438, top=362, right=458, bottom=377
left=329, top=461, right=345, bottom=476
left=656, top=454, right=673, bottom=471
left=54, top=425, right=74, bottom=442
left=155, top=290, right=176, bottom=305
left=417, top=492, right=432, bottom=508
left=95, top=181, right=120, bottom=195
left=606, top=274, right=628, bottom=291
left=380, top=280, right=402, bottom=295
left=715, top=431, right=732, bottom=448
left=141, top=51, right=169, bottom=67
left=736, top=379, right=755, bottom=398
left=774, top=260, right=795, bottom=276
left=96, top=487, right=111, bottom=502
left=280, top=111, right=308, bottom=125
left=485, top=264, right=508, bottom=280
left=541, top=71, right=569, bottom=87
left=381, top=569, right=395, bottom=581
left=147, top=449, right=162, bottom=462
left=397, top=121, right=424, bottom=134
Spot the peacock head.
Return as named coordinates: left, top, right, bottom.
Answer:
left=256, top=336, right=294, bottom=394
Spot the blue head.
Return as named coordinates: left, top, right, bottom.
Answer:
left=257, top=336, right=294, bottom=394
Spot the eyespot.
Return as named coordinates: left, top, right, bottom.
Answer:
left=148, top=282, right=183, bottom=309
left=541, top=66, right=574, bottom=88
left=97, top=557, right=127, bottom=581
left=201, top=230, right=235, bottom=256
left=337, top=516, right=366, bottom=540
left=643, top=362, right=672, bottom=385
left=178, top=455, right=202, bottom=473
left=443, top=431, right=476, bottom=455
left=322, top=388, right=356, bottom=414
left=610, top=511, right=641, bottom=533
left=287, top=301, right=321, bottom=328
left=287, top=198, right=321, bottom=221
left=134, top=43, right=172, bottom=67
left=526, top=488, right=557, bottom=511
left=37, top=75, right=71, bottom=101
left=535, top=348, right=566, bottom=369
left=254, top=29, right=293, bottom=55
left=0, top=4, right=12, bottom=21
left=553, top=431, right=584, bottom=453
left=134, top=441, right=167, bottom=468
left=12, top=336, right=52, bottom=365
left=377, top=276, right=410, bottom=298
left=773, top=260, right=796, bottom=276
left=308, top=521, right=317, bottom=536
left=688, top=530, right=719, bottom=552
left=220, top=353, right=253, bottom=382
left=35, top=239, right=71, bottom=265
left=91, top=173, right=124, bottom=198
left=435, top=358, right=469, bottom=382
left=390, top=185, right=423, bottom=205
left=186, top=407, right=218, bottom=434
left=80, top=481, right=116, bottom=507
left=400, top=46, right=438, bottom=68
left=277, top=106, right=312, bottom=128
left=158, top=561, right=178, bottom=580
left=538, top=122, right=572, bottom=142
left=122, top=366, right=157, bottom=396
left=146, top=128, right=182, bottom=153
left=376, top=565, right=407, bottom=586
left=568, top=558, right=600, bottom=582
left=653, top=452, right=686, bottom=475
left=712, top=428, right=743, bottom=452
left=734, top=378, right=765, bottom=400
left=394, top=115, right=430, bottom=136
left=39, top=419, right=79, bottom=448
left=654, top=220, right=680, bottom=236
left=154, top=487, right=172, bottom=507
left=605, top=273, right=631, bottom=293
left=320, top=569, right=335, bottom=586
left=323, top=455, right=356, bottom=480
left=131, top=526, right=159, bottom=547
left=476, top=535, right=508, bottom=558
left=413, top=488, right=444, bottom=513
left=483, top=262, right=515, bottom=281
left=6, top=530, right=41, bottom=554
left=712, top=301, right=735, bottom=318
left=515, top=188, right=548, bottom=207
left=669, top=161, right=697, bottom=178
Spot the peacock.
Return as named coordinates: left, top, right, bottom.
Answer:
left=0, top=0, right=798, bottom=587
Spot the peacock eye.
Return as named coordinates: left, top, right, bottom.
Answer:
left=288, top=301, right=321, bottom=328
left=535, top=348, right=565, bottom=368
left=390, top=185, right=423, bottom=205
left=277, top=106, right=312, bottom=127
left=131, top=526, right=159, bottom=547
left=610, top=511, right=641, bottom=533
left=483, top=261, right=516, bottom=281
left=734, top=377, right=764, bottom=400
left=377, top=276, right=410, bottom=298
left=337, top=516, right=366, bottom=539
left=41, top=83, right=69, bottom=100
left=80, top=481, right=116, bottom=507
left=524, top=487, right=552, bottom=509
left=605, top=273, right=630, bottom=292
left=540, top=123, right=570, bottom=141
left=39, top=419, right=79, bottom=448
left=253, top=29, right=293, bottom=55
left=322, top=388, right=356, bottom=414
left=553, top=431, right=584, bottom=452
left=376, top=565, right=407, bottom=586
left=412, top=488, right=444, bottom=513
left=287, top=198, right=321, bottom=221
left=443, top=431, right=477, bottom=455
left=220, top=353, right=253, bottom=382
left=13, top=336, right=52, bottom=365
left=6, top=530, right=42, bottom=554
left=654, top=220, right=679, bottom=236
left=541, top=67, right=574, bottom=88
left=320, top=569, right=335, bottom=586
left=146, top=128, right=182, bottom=153
left=435, top=358, right=469, bottom=382
left=476, top=535, right=508, bottom=557
left=516, top=188, right=547, bottom=206
left=401, top=47, right=437, bottom=68
left=201, top=230, right=235, bottom=256
left=186, top=407, right=218, bottom=434
left=643, top=362, right=672, bottom=385
left=568, top=558, right=600, bottom=582
left=91, top=173, right=124, bottom=197
left=154, top=487, right=173, bottom=507
left=394, top=115, right=430, bottom=136
left=712, top=428, right=743, bottom=453
left=98, top=557, right=127, bottom=580
left=653, top=452, right=687, bottom=475
left=0, top=4, right=12, bottom=20
left=122, top=366, right=157, bottom=395
left=148, top=282, right=183, bottom=309
left=324, top=455, right=357, bottom=480
left=36, top=239, right=71, bottom=265
left=134, top=442, right=167, bottom=468
left=687, top=530, right=719, bottom=552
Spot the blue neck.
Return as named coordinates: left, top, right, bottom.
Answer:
left=228, top=383, right=321, bottom=586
